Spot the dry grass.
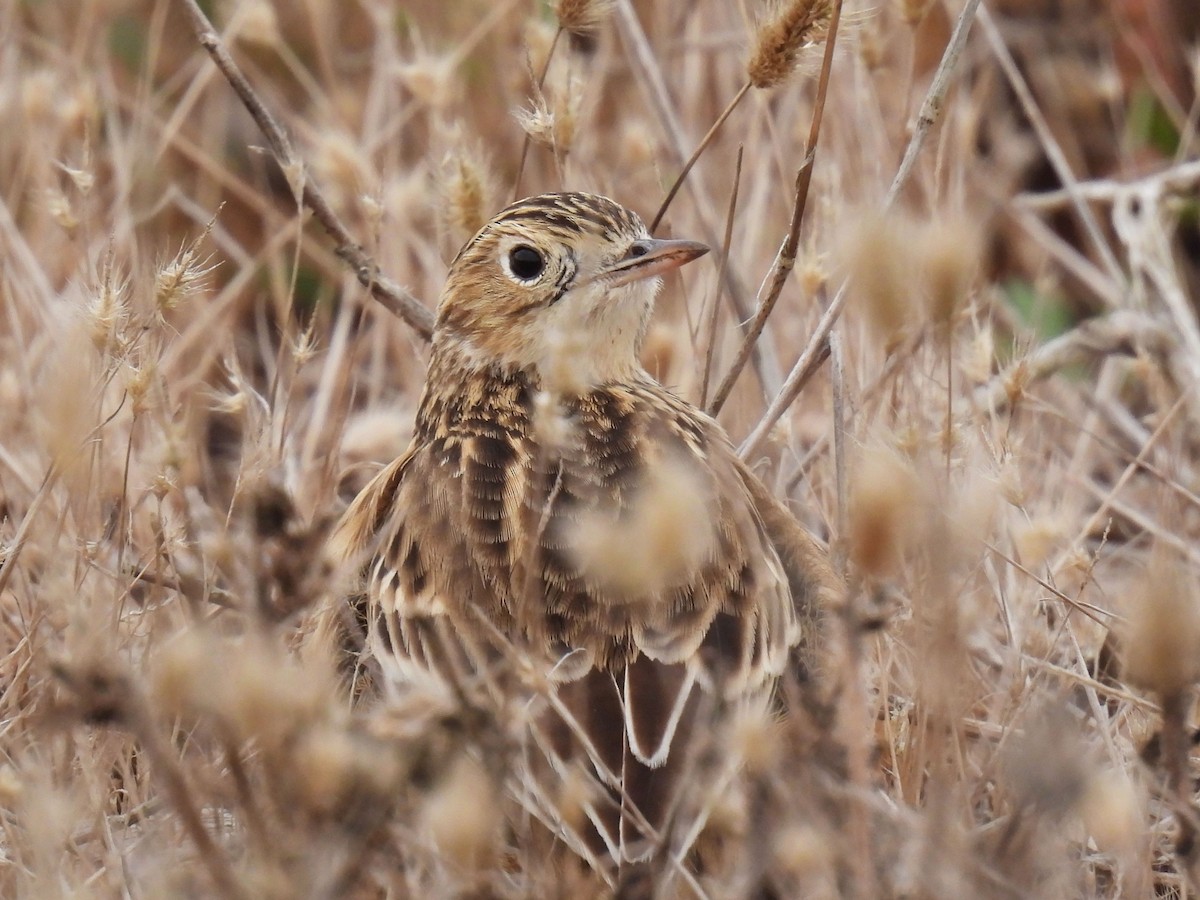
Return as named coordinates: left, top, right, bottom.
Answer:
left=1, top=0, right=1199, bottom=896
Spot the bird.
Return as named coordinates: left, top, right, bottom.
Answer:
left=330, top=191, right=839, bottom=872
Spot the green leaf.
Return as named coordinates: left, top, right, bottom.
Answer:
left=1005, top=278, right=1072, bottom=342
left=1126, top=86, right=1180, bottom=158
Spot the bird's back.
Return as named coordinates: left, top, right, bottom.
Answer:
left=332, top=364, right=818, bottom=861
left=326, top=189, right=847, bottom=875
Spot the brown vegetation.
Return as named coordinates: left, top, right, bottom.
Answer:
left=1, top=0, right=1198, bottom=896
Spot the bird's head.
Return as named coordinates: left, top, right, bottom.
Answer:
left=433, top=192, right=708, bottom=390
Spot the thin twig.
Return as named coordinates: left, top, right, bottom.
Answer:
left=709, top=161, right=809, bottom=416
left=613, top=0, right=782, bottom=398
left=651, top=81, right=751, bottom=231
left=739, top=288, right=838, bottom=459
left=705, top=0, right=844, bottom=416
left=885, top=0, right=983, bottom=207
left=700, top=146, right=744, bottom=409
left=740, top=0, right=982, bottom=459
left=1013, top=159, right=1200, bottom=211
left=972, top=309, right=1174, bottom=412
left=976, top=5, right=1125, bottom=292
left=513, top=26, right=564, bottom=202
left=177, top=0, right=434, bottom=339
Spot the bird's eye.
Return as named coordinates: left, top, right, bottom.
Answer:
left=508, top=245, right=545, bottom=281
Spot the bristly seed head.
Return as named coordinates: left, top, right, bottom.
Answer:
left=441, top=146, right=494, bottom=245
left=1121, top=546, right=1200, bottom=696
left=155, top=216, right=221, bottom=318
left=747, top=0, right=833, bottom=90
left=88, top=252, right=129, bottom=356
left=552, top=0, right=615, bottom=37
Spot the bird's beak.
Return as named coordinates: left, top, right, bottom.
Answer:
left=591, top=238, right=710, bottom=288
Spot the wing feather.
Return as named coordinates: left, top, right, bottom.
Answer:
left=623, top=656, right=696, bottom=768
left=332, top=375, right=841, bottom=865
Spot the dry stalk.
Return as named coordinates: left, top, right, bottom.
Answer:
left=177, top=0, right=434, bottom=339
left=650, top=83, right=751, bottom=233
left=708, top=163, right=809, bottom=416
left=613, top=0, right=783, bottom=399
left=884, top=0, right=984, bottom=207
left=976, top=5, right=1125, bottom=291
left=512, top=27, right=564, bottom=202
left=659, top=0, right=841, bottom=411
left=741, top=0, right=983, bottom=459
left=700, top=146, right=744, bottom=409
left=973, top=310, right=1174, bottom=412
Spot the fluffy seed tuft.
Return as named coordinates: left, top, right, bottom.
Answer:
left=552, top=0, right=615, bottom=37
left=747, top=0, right=833, bottom=89
left=570, top=456, right=716, bottom=599
left=1121, top=548, right=1200, bottom=696
left=847, top=444, right=918, bottom=578
left=421, top=753, right=502, bottom=871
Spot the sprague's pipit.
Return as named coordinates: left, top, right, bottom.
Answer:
left=332, top=192, right=839, bottom=866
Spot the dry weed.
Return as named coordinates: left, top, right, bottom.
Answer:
left=0, top=0, right=1197, bottom=896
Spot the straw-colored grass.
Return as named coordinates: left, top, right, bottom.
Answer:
left=1, top=0, right=1198, bottom=896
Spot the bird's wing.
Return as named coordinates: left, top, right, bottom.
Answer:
left=733, top=455, right=843, bottom=671
left=328, top=446, right=418, bottom=567
left=533, top=387, right=811, bottom=771
left=625, top=430, right=800, bottom=689
left=329, top=443, right=487, bottom=687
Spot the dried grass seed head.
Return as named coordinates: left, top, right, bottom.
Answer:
left=569, top=455, right=716, bottom=599
left=918, top=215, right=981, bottom=331
left=836, top=211, right=915, bottom=351
left=20, top=68, right=58, bottom=123
left=729, top=702, right=784, bottom=776
left=87, top=254, right=130, bottom=356
left=152, top=630, right=335, bottom=751
left=233, top=0, right=282, bottom=49
left=847, top=443, right=918, bottom=579
left=1120, top=546, right=1200, bottom=696
left=397, top=51, right=459, bottom=109
left=1079, top=768, right=1144, bottom=859
left=45, top=188, right=77, bottom=232
left=291, top=724, right=406, bottom=818
left=515, top=76, right=583, bottom=153
left=772, top=824, right=836, bottom=888
left=440, top=146, right=495, bottom=245
left=747, top=0, right=833, bottom=89
left=1001, top=705, right=1089, bottom=817
left=155, top=238, right=218, bottom=317
left=553, top=0, right=615, bottom=37
left=420, top=752, right=503, bottom=871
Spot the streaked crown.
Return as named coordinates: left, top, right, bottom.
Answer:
left=434, top=192, right=707, bottom=388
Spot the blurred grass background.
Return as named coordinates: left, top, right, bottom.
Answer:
left=0, top=0, right=1198, bottom=896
